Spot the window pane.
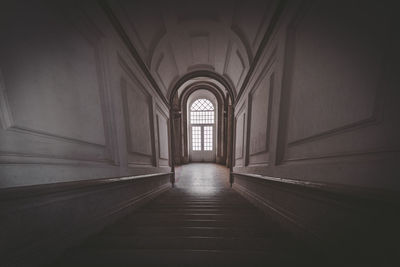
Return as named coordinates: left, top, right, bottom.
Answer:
left=192, top=126, right=201, bottom=151
left=190, top=98, right=215, bottom=152
left=190, top=99, right=215, bottom=124
left=204, top=126, right=213, bottom=151
left=190, top=99, right=214, bottom=111
left=190, top=110, right=214, bottom=124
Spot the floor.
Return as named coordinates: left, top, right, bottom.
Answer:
left=51, top=163, right=306, bottom=266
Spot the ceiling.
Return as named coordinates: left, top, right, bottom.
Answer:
left=108, top=0, right=278, bottom=98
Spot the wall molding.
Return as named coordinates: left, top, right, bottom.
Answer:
left=237, top=114, right=245, bottom=160
left=230, top=24, right=253, bottom=62
left=281, top=0, right=384, bottom=147
left=3, top=125, right=107, bottom=148
left=97, top=0, right=169, bottom=107
left=119, top=56, right=155, bottom=166
left=0, top=172, right=172, bottom=200
left=235, top=50, right=246, bottom=88
left=0, top=69, right=13, bottom=129
left=232, top=171, right=400, bottom=254
left=280, top=147, right=400, bottom=164
left=0, top=8, right=117, bottom=166
left=223, top=41, right=247, bottom=90
left=235, top=0, right=288, bottom=105
left=155, top=104, right=170, bottom=165
left=234, top=102, right=247, bottom=165
left=100, top=0, right=287, bottom=108
left=23, top=183, right=170, bottom=267
left=246, top=74, right=274, bottom=159
left=232, top=172, right=400, bottom=209
left=189, top=32, right=211, bottom=65
left=111, top=1, right=167, bottom=66
left=155, top=53, right=167, bottom=91
left=1, top=172, right=172, bottom=266
left=233, top=180, right=317, bottom=241
left=246, top=49, right=277, bottom=166
left=251, top=1, right=276, bottom=50
left=276, top=0, right=392, bottom=164
left=153, top=43, right=180, bottom=94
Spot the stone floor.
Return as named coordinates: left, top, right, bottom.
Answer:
left=50, top=163, right=308, bottom=266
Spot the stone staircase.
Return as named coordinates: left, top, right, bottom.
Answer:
left=51, top=186, right=308, bottom=266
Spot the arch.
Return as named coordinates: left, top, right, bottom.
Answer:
left=168, top=70, right=236, bottom=105
left=148, top=17, right=251, bottom=100
left=178, top=83, right=226, bottom=164
left=179, top=81, right=226, bottom=108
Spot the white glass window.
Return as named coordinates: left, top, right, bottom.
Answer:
left=190, top=99, right=214, bottom=124
left=190, top=98, right=215, bottom=151
left=192, top=126, right=201, bottom=151
left=203, top=126, right=213, bottom=151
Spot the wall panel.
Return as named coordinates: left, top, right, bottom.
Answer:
left=224, top=42, right=247, bottom=90
left=0, top=2, right=116, bottom=168
left=234, top=0, right=400, bottom=188
left=234, top=103, right=246, bottom=167
left=280, top=0, right=398, bottom=163
left=156, top=105, right=170, bottom=167
left=153, top=45, right=179, bottom=95
left=0, top=2, right=173, bottom=265
left=119, top=57, right=155, bottom=166
left=232, top=1, right=400, bottom=260
left=247, top=52, right=276, bottom=166
left=0, top=1, right=171, bottom=186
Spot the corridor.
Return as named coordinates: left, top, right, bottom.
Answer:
left=51, top=164, right=303, bottom=266
left=1, top=1, right=399, bottom=266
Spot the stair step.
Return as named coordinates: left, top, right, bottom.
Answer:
left=133, top=208, right=259, bottom=214
left=82, top=236, right=276, bottom=251
left=51, top=164, right=303, bottom=266
left=122, top=213, right=263, bottom=221
left=56, top=248, right=292, bottom=267
left=118, top=218, right=268, bottom=227
left=102, top=226, right=277, bottom=238
left=145, top=206, right=256, bottom=210
left=150, top=204, right=249, bottom=207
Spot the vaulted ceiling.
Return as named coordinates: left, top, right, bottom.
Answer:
left=107, top=0, right=278, bottom=99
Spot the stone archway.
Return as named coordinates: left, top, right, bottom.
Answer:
left=170, top=80, right=233, bottom=167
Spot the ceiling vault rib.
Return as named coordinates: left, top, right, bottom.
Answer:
left=234, top=0, right=288, bottom=107
left=97, top=0, right=170, bottom=108
left=98, top=0, right=287, bottom=108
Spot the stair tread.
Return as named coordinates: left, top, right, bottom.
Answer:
left=80, top=235, right=288, bottom=251
left=51, top=165, right=302, bottom=266
left=56, top=248, right=294, bottom=267
left=102, top=226, right=280, bottom=237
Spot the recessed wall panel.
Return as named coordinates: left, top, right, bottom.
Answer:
left=156, top=107, right=169, bottom=166
left=248, top=67, right=274, bottom=165
left=0, top=2, right=112, bottom=164
left=285, top=1, right=389, bottom=144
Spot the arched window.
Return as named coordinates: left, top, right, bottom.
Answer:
left=190, top=98, right=214, bottom=124
left=190, top=99, right=214, bottom=151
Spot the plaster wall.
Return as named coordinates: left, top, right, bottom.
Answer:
left=232, top=0, right=400, bottom=256
left=0, top=1, right=171, bottom=188
left=233, top=0, right=400, bottom=189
